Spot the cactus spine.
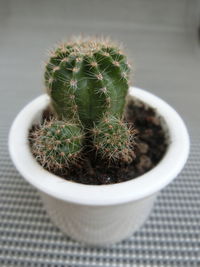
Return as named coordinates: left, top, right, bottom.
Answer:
left=31, top=119, right=84, bottom=170
left=45, top=38, right=131, bottom=127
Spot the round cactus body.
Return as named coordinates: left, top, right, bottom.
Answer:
left=31, top=119, right=84, bottom=170
left=92, top=116, right=135, bottom=163
left=45, top=38, right=131, bottom=127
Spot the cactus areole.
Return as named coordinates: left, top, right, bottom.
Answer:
left=45, top=38, right=131, bottom=127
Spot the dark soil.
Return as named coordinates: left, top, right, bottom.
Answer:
left=29, top=99, right=167, bottom=185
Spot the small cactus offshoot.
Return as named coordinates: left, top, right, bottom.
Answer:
left=45, top=37, right=131, bottom=127
left=31, top=119, right=84, bottom=171
left=92, top=116, right=135, bottom=163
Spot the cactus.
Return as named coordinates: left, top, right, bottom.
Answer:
left=31, top=119, right=84, bottom=170
left=30, top=36, right=135, bottom=172
left=92, top=116, right=135, bottom=163
left=45, top=37, right=131, bottom=127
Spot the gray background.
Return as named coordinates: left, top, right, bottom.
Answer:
left=0, top=0, right=200, bottom=266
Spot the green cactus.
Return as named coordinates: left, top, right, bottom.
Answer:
left=92, top=116, right=135, bottom=163
left=45, top=37, right=131, bottom=127
left=31, top=119, right=84, bottom=170
left=30, top=37, right=135, bottom=171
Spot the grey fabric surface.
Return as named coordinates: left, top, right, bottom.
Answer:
left=0, top=0, right=200, bottom=266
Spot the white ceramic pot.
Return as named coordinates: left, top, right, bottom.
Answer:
left=9, top=87, right=189, bottom=246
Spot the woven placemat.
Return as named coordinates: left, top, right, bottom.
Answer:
left=0, top=124, right=200, bottom=266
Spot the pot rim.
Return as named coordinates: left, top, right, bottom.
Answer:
left=8, top=87, right=190, bottom=206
